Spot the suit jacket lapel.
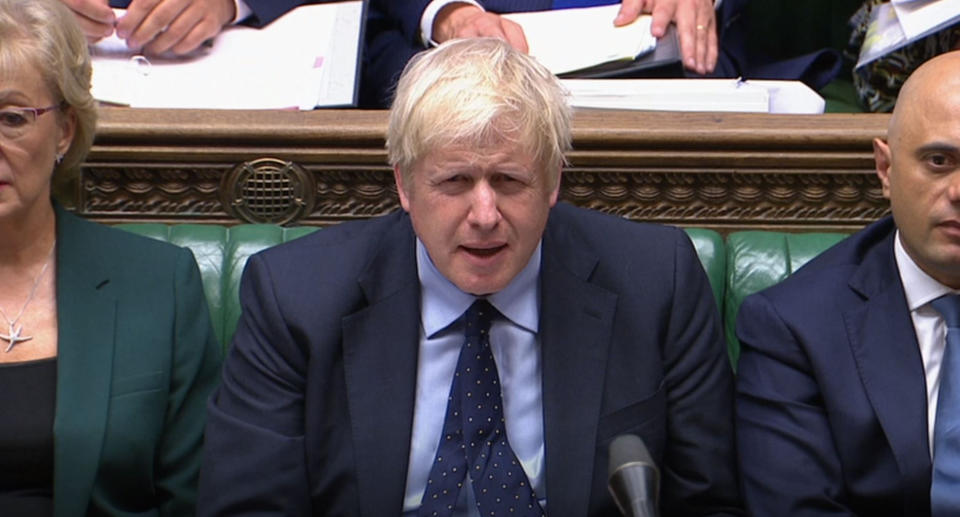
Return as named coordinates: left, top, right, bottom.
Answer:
left=540, top=219, right=617, bottom=517
left=845, top=233, right=932, bottom=509
left=52, top=208, right=117, bottom=517
left=342, top=215, right=421, bottom=517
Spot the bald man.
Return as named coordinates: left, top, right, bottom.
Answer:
left=735, top=50, right=960, bottom=516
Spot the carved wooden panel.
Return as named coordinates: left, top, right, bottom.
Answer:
left=70, top=108, right=892, bottom=232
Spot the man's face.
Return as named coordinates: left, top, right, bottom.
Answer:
left=395, top=142, right=559, bottom=295
left=876, top=85, right=960, bottom=287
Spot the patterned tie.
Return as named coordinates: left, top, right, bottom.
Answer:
left=419, top=300, right=543, bottom=517
left=930, top=294, right=960, bottom=516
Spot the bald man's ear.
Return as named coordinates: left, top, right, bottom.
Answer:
left=874, top=137, right=893, bottom=199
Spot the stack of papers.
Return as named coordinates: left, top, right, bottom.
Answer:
left=503, top=4, right=657, bottom=76
left=90, top=1, right=363, bottom=109
left=562, top=79, right=826, bottom=114
left=856, top=0, right=960, bottom=69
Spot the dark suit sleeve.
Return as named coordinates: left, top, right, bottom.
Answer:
left=156, top=248, right=223, bottom=516
left=660, top=231, right=743, bottom=516
left=241, top=0, right=309, bottom=27
left=372, top=0, right=434, bottom=44
left=199, top=253, right=313, bottom=516
left=735, top=292, right=855, bottom=516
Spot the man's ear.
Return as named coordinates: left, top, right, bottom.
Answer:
left=394, top=165, right=411, bottom=212
left=548, top=166, right=561, bottom=207
left=873, top=137, right=893, bottom=199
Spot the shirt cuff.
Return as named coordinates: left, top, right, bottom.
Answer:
left=231, top=0, right=253, bottom=24
left=420, top=0, right=483, bottom=47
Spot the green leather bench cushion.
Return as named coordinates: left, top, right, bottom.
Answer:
left=116, top=223, right=318, bottom=349
left=685, top=228, right=726, bottom=314
left=724, top=231, right=849, bottom=367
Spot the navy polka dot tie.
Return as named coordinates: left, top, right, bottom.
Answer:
left=418, top=300, right=544, bottom=517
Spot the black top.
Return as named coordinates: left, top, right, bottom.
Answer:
left=0, top=357, right=56, bottom=516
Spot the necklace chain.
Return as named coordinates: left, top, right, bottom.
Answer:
left=0, top=240, right=56, bottom=353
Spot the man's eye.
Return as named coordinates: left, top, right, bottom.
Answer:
left=927, top=154, right=954, bottom=168
left=0, top=110, right=29, bottom=128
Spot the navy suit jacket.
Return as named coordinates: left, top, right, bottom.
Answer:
left=736, top=216, right=934, bottom=516
left=199, top=203, right=741, bottom=516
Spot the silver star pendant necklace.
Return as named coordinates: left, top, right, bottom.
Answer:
left=0, top=240, right=55, bottom=353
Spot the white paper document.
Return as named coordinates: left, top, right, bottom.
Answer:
left=562, top=79, right=826, bottom=114
left=502, top=5, right=656, bottom=75
left=890, top=0, right=960, bottom=40
left=90, top=2, right=363, bottom=109
left=857, top=0, right=960, bottom=68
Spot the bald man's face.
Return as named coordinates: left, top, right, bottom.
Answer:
left=875, top=74, right=960, bottom=287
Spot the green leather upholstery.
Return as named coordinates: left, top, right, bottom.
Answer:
left=685, top=228, right=726, bottom=314
left=724, top=231, right=849, bottom=367
left=114, top=222, right=849, bottom=371
left=116, top=224, right=318, bottom=350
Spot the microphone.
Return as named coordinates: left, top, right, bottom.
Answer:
left=608, top=434, right=660, bottom=517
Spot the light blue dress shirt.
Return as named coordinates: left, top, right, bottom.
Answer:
left=402, top=239, right=546, bottom=516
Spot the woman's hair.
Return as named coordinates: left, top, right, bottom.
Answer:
left=0, top=0, right=96, bottom=173
left=387, top=38, right=572, bottom=190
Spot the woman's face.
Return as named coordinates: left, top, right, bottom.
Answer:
left=0, top=61, right=74, bottom=220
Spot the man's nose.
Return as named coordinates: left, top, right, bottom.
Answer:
left=948, top=171, right=960, bottom=203
left=467, top=182, right=501, bottom=229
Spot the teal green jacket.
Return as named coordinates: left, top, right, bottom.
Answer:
left=51, top=206, right=221, bottom=516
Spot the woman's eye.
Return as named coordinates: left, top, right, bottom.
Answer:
left=0, top=110, right=28, bottom=127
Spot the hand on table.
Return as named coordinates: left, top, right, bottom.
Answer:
left=433, top=3, right=528, bottom=53
left=115, top=0, right=236, bottom=55
left=59, top=0, right=116, bottom=43
left=614, top=0, right=718, bottom=74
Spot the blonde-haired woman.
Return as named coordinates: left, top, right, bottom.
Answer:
left=0, top=0, right=220, bottom=514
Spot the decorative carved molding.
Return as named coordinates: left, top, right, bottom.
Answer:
left=74, top=108, right=892, bottom=231
left=561, top=169, right=888, bottom=230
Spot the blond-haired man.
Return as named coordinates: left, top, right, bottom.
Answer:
left=201, top=38, right=740, bottom=516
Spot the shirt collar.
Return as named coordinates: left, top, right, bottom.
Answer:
left=416, top=239, right=542, bottom=338
left=894, top=229, right=956, bottom=311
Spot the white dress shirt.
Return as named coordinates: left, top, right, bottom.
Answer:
left=232, top=0, right=253, bottom=24
left=894, top=230, right=955, bottom=455
left=402, top=238, right=546, bottom=516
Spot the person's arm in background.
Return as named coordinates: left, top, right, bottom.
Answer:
left=427, top=0, right=717, bottom=73
left=59, top=0, right=116, bottom=42
left=114, top=0, right=236, bottom=55
left=61, top=0, right=305, bottom=56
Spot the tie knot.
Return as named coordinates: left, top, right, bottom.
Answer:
left=932, top=294, right=960, bottom=328
left=465, top=299, right=495, bottom=338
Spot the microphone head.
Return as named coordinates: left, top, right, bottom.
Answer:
left=608, top=434, right=655, bottom=477
left=608, top=434, right=660, bottom=517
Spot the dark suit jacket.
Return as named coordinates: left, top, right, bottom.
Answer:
left=736, top=216, right=933, bottom=516
left=199, top=203, right=741, bottom=516
left=53, top=206, right=221, bottom=516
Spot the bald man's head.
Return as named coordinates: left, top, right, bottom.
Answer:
left=874, top=50, right=960, bottom=287
left=888, top=51, right=960, bottom=146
